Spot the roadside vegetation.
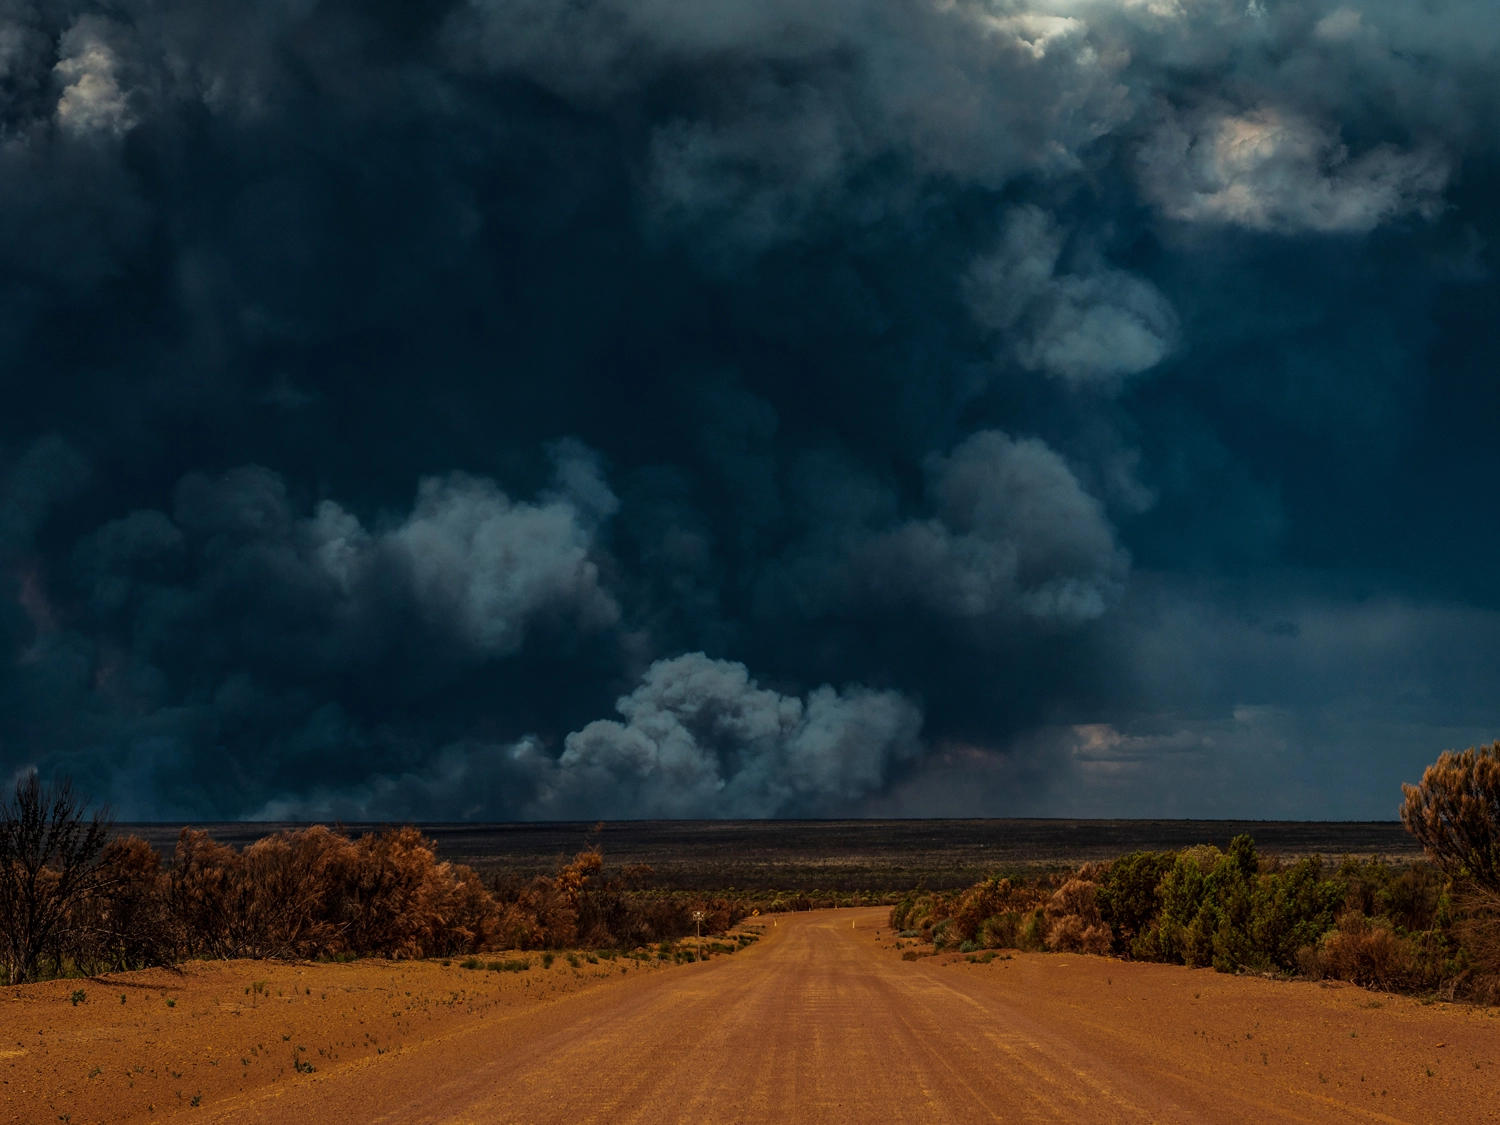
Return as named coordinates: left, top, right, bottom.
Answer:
left=891, top=742, right=1500, bottom=1004
left=9, top=742, right=1500, bottom=997
left=0, top=774, right=883, bottom=984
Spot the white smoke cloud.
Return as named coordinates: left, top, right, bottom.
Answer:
left=1138, top=106, right=1448, bottom=234
left=255, top=652, right=924, bottom=820
left=54, top=21, right=134, bottom=137
left=537, top=653, right=923, bottom=816
left=965, top=205, right=1177, bottom=386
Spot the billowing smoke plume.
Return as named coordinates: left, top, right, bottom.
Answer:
left=259, top=654, right=923, bottom=820
left=965, top=207, right=1179, bottom=387
left=784, top=429, right=1126, bottom=623
left=1, top=0, right=1497, bottom=818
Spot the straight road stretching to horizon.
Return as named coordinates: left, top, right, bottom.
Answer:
left=203, top=909, right=1496, bottom=1125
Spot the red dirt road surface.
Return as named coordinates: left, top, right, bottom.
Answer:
left=7, top=908, right=1500, bottom=1123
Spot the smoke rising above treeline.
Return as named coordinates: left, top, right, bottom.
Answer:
left=2, top=0, right=1499, bottom=819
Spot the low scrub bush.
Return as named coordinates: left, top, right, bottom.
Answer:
left=895, top=816, right=1500, bottom=1005
left=1314, top=914, right=1446, bottom=991
left=1, top=775, right=762, bottom=981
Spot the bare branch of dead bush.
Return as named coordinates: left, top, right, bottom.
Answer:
left=0, top=774, right=113, bottom=985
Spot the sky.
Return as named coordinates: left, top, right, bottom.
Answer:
left=1, top=0, right=1498, bottom=822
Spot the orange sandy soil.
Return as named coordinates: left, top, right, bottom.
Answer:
left=5, top=909, right=1500, bottom=1124
left=0, top=949, right=666, bottom=1123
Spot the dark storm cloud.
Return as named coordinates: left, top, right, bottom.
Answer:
left=1, top=0, right=1498, bottom=818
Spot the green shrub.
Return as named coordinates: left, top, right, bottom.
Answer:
left=1097, top=851, right=1176, bottom=952
left=977, top=912, right=1019, bottom=949
left=1141, top=837, right=1342, bottom=973
left=1018, top=910, right=1048, bottom=952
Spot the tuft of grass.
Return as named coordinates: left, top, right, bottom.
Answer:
left=165, top=998, right=175, bottom=1008
left=70, top=989, right=86, bottom=1006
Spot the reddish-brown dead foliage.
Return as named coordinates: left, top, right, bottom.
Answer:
left=1402, top=743, right=1500, bottom=893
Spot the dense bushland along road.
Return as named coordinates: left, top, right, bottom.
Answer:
left=203, top=909, right=1492, bottom=1125
left=7, top=908, right=1496, bottom=1123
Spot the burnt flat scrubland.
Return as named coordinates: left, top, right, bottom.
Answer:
left=118, top=818, right=1416, bottom=890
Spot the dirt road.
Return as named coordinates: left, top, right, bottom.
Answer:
left=197, top=908, right=1494, bottom=1124
left=8, top=908, right=1498, bottom=1123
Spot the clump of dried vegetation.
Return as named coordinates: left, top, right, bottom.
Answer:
left=0, top=776, right=769, bottom=984
left=893, top=742, right=1500, bottom=1004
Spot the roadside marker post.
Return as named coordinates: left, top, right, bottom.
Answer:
left=692, top=910, right=705, bottom=962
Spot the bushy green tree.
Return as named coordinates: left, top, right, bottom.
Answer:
left=1096, top=851, right=1175, bottom=953
left=1138, top=836, right=1342, bottom=973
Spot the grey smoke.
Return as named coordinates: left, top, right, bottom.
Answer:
left=1138, top=106, right=1448, bottom=234
left=789, top=429, right=1126, bottom=624
left=0, top=0, right=1493, bottom=822
left=258, top=652, right=924, bottom=820
left=964, top=206, right=1178, bottom=386
left=160, top=447, right=619, bottom=664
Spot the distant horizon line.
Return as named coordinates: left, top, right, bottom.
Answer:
left=109, top=816, right=1407, bottom=826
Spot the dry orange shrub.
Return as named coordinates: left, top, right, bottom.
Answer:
left=165, top=824, right=495, bottom=960
left=1401, top=743, right=1500, bottom=893
left=1044, top=879, right=1113, bottom=955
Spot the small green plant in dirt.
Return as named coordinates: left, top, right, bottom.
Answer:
left=70, top=989, right=86, bottom=1005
